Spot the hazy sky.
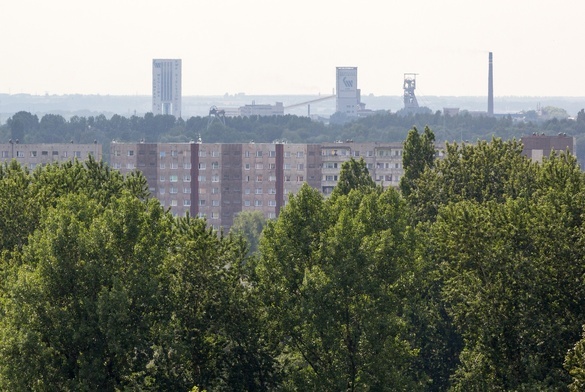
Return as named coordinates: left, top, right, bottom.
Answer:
left=2, top=0, right=584, bottom=97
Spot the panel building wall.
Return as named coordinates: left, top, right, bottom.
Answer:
left=110, top=141, right=406, bottom=231
left=0, top=142, right=102, bottom=170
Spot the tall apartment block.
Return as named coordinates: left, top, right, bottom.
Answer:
left=521, top=133, right=575, bottom=162
left=152, top=59, right=182, bottom=118
left=0, top=142, right=102, bottom=170
left=111, top=141, right=405, bottom=231
left=336, top=67, right=360, bottom=117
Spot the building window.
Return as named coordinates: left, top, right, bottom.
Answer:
left=255, top=163, right=263, bottom=169
left=171, top=200, right=178, bottom=207
left=30, top=151, right=37, bottom=157
left=128, top=150, right=134, bottom=156
left=160, top=176, right=165, bottom=182
left=269, top=188, right=276, bottom=194
left=170, top=162, right=178, bottom=169
left=183, top=175, right=191, bottom=182
left=183, top=200, right=191, bottom=206
left=160, top=151, right=166, bottom=158
left=255, top=188, right=263, bottom=194
left=171, top=150, right=178, bottom=157
left=244, top=200, right=251, bottom=206
left=212, top=188, right=219, bottom=194
left=211, top=151, right=219, bottom=157
left=245, top=163, right=250, bottom=170
left=170, top=186, right=178, bottom=194
left=297, top=176, right=304, bottom=182
left=256, top=151, right=262, bottom=157
left=170, top=175, right=178, bottom=182
left=212, top=162, right=219, bottom=169
left=183, top=163, right=192, bottom=169
left=114, top=163, right=121, bottom=169
left=297, top=164, right=304, bottom=170
left=297, top=151, right=304, bottom=158
left=245, top=151, right=250, bottom=158
left=212, top=200, right=220, bottom=206
left=16, top=151, right=24, bottom=158
left=284, top=164, right=291, bottom=170
left=42, top=151, right=48, bottom=156
left=268, top=212, right=276, bottom=219
left=114, top=150, right=120, bottom=156
left=199, top=151, right=206, bottom=157
left=255, top=200, right=262, bottom=207
left=160, top=188, right=166, bottom=194
left=198, top=163, right=206, bottom=170
left=199, top=199, right=206, bottom=206
left=269, top=150, right=276, bottom=157
left=29, top=163, right=36, bottom=170
left=126, top=163, right=134, bottom=169
left=245, top=188, right=251, bottom=195
left=256, top=175, right=263, bottom=182
left=212, top=175, right=219, bottom=182
left=269, top=175, right=276, bottom=182
left=284, top=151, right=291, bottom=158
left=198, top=175, right=206, bottom=182
left=268, top=200, right=276, bottom=207
left=160, top=163, right=166, bottom=169
left=183, top=187, right=191, bottom=194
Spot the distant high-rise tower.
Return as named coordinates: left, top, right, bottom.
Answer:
left=488, top=52, right=494, bottom=116
left=336, top=67, right=359, bottom=117
left=152, top=59, right=182, bottom=118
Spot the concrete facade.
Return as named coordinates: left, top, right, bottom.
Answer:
left=521, top=133, right=575, bottom=162
left=336, top=67, right=360, bottom=117
left=152, top=59, right=182, bottom=118
left=110, top=141, right=406, bottom=230
left=0, top=142, right=102, bottom=170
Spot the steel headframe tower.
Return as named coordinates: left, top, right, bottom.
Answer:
left=403, top=73, right=419, bottom=110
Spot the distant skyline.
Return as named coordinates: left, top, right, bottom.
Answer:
left=2, top=0, right=585, bottom=97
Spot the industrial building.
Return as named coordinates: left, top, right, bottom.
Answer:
left=110, top=141, right=405, bottom=230
left=152, top=59, right=182, bottom=118
left=336, top=67, right=360, bottom=117
left=0, top=142, right=102, bottom=170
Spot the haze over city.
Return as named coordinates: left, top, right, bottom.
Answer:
left=2, top=0, right=585, bottom=97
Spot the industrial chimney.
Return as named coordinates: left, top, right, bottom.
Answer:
left=488, top=52, right=494, bottom=116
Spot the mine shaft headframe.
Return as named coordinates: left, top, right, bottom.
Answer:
left=403, top=73, right=419, bottom=109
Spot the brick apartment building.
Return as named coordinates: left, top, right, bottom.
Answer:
left=110, top=141, right=406, bottom=230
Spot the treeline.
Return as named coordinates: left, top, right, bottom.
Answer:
left=2, top=109, right=585, bottom=164
left=2, top=129, right=585, bottom=390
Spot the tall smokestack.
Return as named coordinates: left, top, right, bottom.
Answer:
left=488, top=52, right=494, bottom=116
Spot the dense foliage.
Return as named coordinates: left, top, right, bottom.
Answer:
left=1, top=128, right=585, bottom=390
left=2, top=108, right=585, bottom=166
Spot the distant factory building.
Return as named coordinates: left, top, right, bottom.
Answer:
left=336, top=67, right=360, bottom=117
left=238, top=102, right=284, bottom=117
left=521, top=133, right=575, bottom=162
left=152, top=59, right=182, bottom=118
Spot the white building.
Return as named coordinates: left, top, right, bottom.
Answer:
left=152, top=59, right=182, bottom=118
left=336, top=67, right=360, bottom=117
